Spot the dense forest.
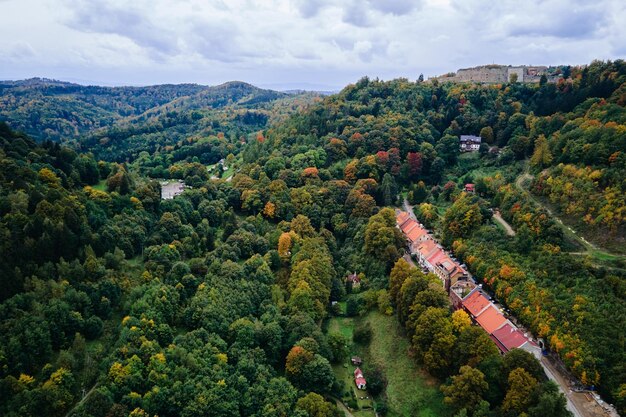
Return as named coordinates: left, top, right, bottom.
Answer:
left=0, top=59, right=624, bottom=417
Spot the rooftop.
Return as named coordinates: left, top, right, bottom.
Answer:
left=490, top=323, right=530, bottom=352
left=475, top=305, right=508, bottom=334
left=462, top=290, right=491, bottom=317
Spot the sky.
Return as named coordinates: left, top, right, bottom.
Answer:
left=1, top=0, right=625, bottom=91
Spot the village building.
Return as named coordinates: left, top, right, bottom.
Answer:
left=449, top=279, right=477, bottom=310
left=396, top=210, right=468, bottom=289
left=464, top=183, right=475, bottom=193
left=490, top=323, right=540, bottom=357
left=351, top=356, right=362, bottom=366
left=395, top=209, right=541, bottom=357
left=346, top=272, right=361, bottom=289
left=354, top=368, right=367, bottom=390
left=460, top=135, right=481, bottom=152
left=460, top=289, right=541, bottom=357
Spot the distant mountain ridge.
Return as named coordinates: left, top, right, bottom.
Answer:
left=0, top=79, right=307, bottom=142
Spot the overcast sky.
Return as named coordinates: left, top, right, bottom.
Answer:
left=1, top=0, right=624, bottom=90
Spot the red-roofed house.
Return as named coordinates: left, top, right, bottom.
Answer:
left=465, top=183, right=475, bottom=193
left=490, top=323, right=529, bottom=352
left=462, top=290, right=491, bottom=317
left=396, top=211, right=411, bottom=227
left=489, top=323, right=542, bottom=358
left=354, top=368, right=367, bottom=390
left=406, top=224, right=429, bottom=243
left=475, top=305, right=507, bottom=334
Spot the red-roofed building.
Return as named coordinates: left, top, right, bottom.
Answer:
left=354, top=368, right=367, bottom=390
left=406, top=225, right=429, bottom=243
left=490, top=323, right=541, bottom=358
left=490, top=323, right=529, bottom=352
left=475, top=305, right=507, bottom=334
left=462, top=290, right=491, bottom=317
left=465, top=183, right=475, bottom=193
left=396, top=211, right=411, bottom=227
left=449, top=280, right=477, bottom=310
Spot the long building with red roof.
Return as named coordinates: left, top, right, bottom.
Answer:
left=396, top=209, right=540, bottom=357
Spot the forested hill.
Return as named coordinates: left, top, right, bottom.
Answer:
left=0, top=79, right=316, bottom=145
left=0, top=60, right=624, bottom=417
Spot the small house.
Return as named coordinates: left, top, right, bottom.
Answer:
left=464, top=183, right=475, bottom=193
left=354, top=368, right=367, bottom=390
left=346, top=272, right=361, bottom=289
left=460, top=135, right=481, bottom=152
left=351, top=356, right=362, bottom=366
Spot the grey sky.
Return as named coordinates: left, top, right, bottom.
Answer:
left=1, top=0, right=624, bottom=90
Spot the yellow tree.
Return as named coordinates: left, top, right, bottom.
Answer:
left=502, top=368, right=538, bottom=414
left=530, top=135, right=553, bottom=168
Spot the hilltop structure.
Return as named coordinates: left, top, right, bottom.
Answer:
left=430, top=64, right=561, bottom=84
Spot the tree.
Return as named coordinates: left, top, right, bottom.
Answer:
left=502, top=368, right=539, bottom=414
left=407, top=152, right=423, bottom=178
left=410, top=181, right=428, bottom=204
left=530, top=135, right=553, bottom=169
left=441, top=365, right=489, bottom=412
left=509, top=73, right=518, bottom=83
left=479, top=126, right=494, bottom=144
left=528, top=381, right=572, bottom=417
left=381, top=173, right=397, bottom=206
left=295, top=392, right=339, bottom=417
left=278, top=232, right=293, bottom=260
left=442, top=194, right=483, bottom=245
left=327, top=332, right=349, bottom=363
left=502, top=349, right=545, bottom=382
left=364, top=208, right=403, bottom=264
left=451, top=309, right=472, bottom=331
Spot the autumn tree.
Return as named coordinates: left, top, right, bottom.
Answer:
left=479, top=126, right=494, bottom=144
left=502, top=368, right=539, bottom=414
left=295, top=392, right=340, bottom=417
left=364, top=208, right=403, bottom=264
left=441, top=365, right=489, bottom=413
left=442, top=194, right=483, bottom=245
left=530, top=135, right=553, bottom=169
left=407, top=152, right=423, bottom=178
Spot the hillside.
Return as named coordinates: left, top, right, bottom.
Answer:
left=0, top=79, right=320, bottom=151
left=0, top=59, right=624, bottom=417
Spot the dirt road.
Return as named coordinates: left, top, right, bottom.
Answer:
left=492, top=210, right=516, bottom=236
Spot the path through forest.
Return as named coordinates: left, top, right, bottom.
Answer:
left=492, top=210, right=516, bottom=236
left=514, top=171, right=625, bottom=263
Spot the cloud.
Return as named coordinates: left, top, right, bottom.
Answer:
left=506, top=5, right=607, bottom=39
left=371, top=0, right=421, bottom=16
left=0, top=0, right=624, bottom=89
left=64, top=0, right=180, bottom=56
left=293, top=0, right=328, bottom=18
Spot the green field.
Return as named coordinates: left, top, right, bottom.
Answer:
left=92, top=179, right=107, bottom=191
left=362, top=313, right=451, bottom=417
left=327, top=312, right=451, bottom=417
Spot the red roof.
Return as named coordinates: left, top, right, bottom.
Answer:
left=465, top=184, right=475, bottom=191
left=462, top=291, right=490, bottom=317
left=355, top=376, right=367, bottom=386
left=475, top=306, right=507, bottom=334
left=406, top=225, right=428, bottom=242
left=396, top=211, right=411, bottom=226
left=490, top=323, right=529, bottom=352
left=418, top=240, right=440, bottom=260
left=400, top=218, right=418, bottom=233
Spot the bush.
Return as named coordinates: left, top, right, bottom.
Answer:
left=364, top=364, right=386, bottom=395
left=345, top=296, right=361, bottom=317
left=353, top=322, right=372, bottom=345
left=375, top=399, right=388, bottom=415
